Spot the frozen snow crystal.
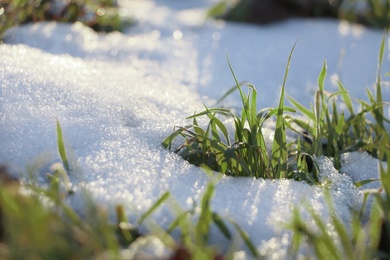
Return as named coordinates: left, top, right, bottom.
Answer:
left=340, top=151, right=384, bottom=190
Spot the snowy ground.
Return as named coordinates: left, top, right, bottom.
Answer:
left=0, top=0, right=389, bottom=258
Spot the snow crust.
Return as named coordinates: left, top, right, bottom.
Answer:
left=0, top=0, right=389, bottom=257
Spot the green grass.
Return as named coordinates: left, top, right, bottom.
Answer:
left=1, top=28, right=389, bottom=260
left=286, top=150, right=389, bottom=259
left=163, top=34, right=389, bottom=182
left=163, top=45, right=319, bottom=183
left=0, top=0, right=133, bottom=41
left=287, top=34, right=389, bottom=170
left=208, top=0, right=390, bottom=28
left=162, top=45, right=321, bottom=183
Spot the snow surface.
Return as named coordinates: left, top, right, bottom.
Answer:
left=1, top=0, right=389, bottom=258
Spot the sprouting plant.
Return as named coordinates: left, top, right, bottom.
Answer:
left=163, top=45, right=319, bottom=183
left=287, top=34, right=389, bottom=169
left=56, top=119, right=70, bottom=172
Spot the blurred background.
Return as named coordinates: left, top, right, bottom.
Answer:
left=1, top=0, right=389, bottom=43
left=209, top=0, right=390, bottom=28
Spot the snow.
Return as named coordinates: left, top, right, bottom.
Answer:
left=0, top=0, right=389, bottom=258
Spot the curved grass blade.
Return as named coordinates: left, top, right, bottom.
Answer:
left=162, top=125, right=192, bottom=149
left=336, top=80, right=354, bottom=115
left=137, top=191, right=170, bottom=226
left=212, top=212, right=232, bottom=239
left=214, top=81, right=246, bottom=106
left=288, top=95, right=315, bottom=121
left=230, top=219, right=259, bottom=258
left=186, top=107, right=233, bottom=119
left=354, top=178, right=381, bottom=188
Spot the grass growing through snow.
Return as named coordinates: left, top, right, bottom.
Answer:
left=163, top=35, right=389, bottom=182
left=1, top=36, right=389, bottom=259
left=163, top=44, right=319, bottom=183
left=287, top=34, right=389, bottom=170
left=0, top=121, right=258, bottom=259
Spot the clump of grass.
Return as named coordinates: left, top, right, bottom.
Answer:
left=163, top=45, right=319, bottom=183
left=0, top=0, right=133, bottom=41
left=287, top=35, right=389, bottom=169
left=285, top=36, right=390, bottom=258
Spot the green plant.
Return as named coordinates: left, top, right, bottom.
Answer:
left=209, top=0, right=390, bottom=28
left=0, top=120, right=263, bottom=258
left=163, top=46, right=319, bottom=183
left=0, top=0, right=133, bottom=41
left=287, top=35, right=389, bottom=169
left=162, top=171, right=260, bottom=258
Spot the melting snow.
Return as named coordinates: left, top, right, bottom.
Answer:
left=0, top=0, right=389, bottom=258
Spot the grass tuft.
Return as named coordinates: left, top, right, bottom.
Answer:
left=163, top=45, right=319, bottom=183
left=287, top=34, right=389, bottom=169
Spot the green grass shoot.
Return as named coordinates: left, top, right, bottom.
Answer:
left=56, top=119, right=70, bottom=172
left=163, top=45, right=319, bottom=182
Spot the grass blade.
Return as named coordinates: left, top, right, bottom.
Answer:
left=271, top=42, right=296, bottom=178
left=354, top=178, right=380, bottom=188
left=336, top=80, right=354, bottom=115
left=196, top=183, right=215, bottom=245
left=162, top=127, right=188, bottom=149
left=375, top=33, right=385, bottom=129
left=56, top=120, right=70, bottom=172
left=230, top=219, right=259, bottom=258
left=212, top=212, right=232, bottom=239
left=226, top=53, right=250, bottom=119
left=318, top=60, right=327, bottom=93
left=335, top=112, right=344, bottom=135
left=206, top=1, right=228, bottom=19
left=138, top=191, right=170, bottom=226
left=288, top=95, right=315, bottom=120
left=214, top=81, right=246, bottom=106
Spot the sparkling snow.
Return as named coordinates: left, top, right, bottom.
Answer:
left=0, top=0, right=389, bottom=258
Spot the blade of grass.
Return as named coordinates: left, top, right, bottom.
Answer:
left=214, top=81, right=247, bottom=106
left=196, top=183, right=214, bottom=245
left=288, top=95, right=315, bottom=121
left=375, top=32, right=385, bottom=129
left=230, top=219, right=260, bottom=258
left=56, top=120, right=70, bottom=172
left=137, top=191, right=170, bottom=226
left=226, top=53, right=250, bottom=120
left=336, top=80, right=354, bottom=115
left=212, top=212, right=232, bottom=239
left=271, top=42, right=296, bottom=178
